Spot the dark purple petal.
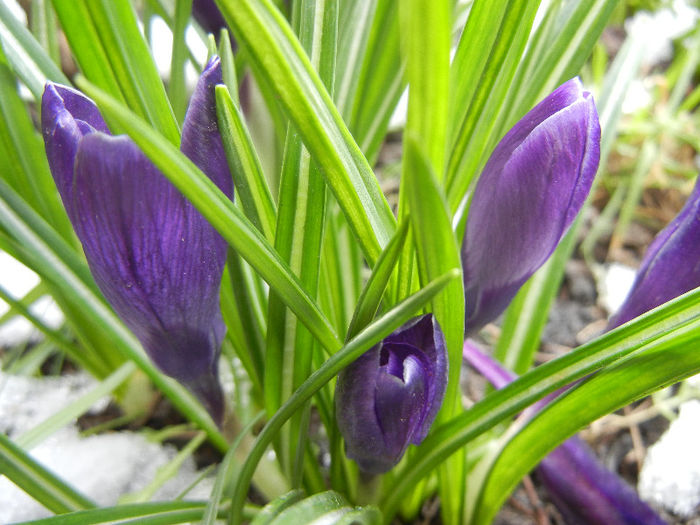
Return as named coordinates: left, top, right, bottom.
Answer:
left=609, top=177, right=700, bottom=329
left=192, top=0, right=227, bottom=36
left=462, top=78, right=600, bottom=335
left=384, top=315, right=448, bottom=443
left=181, top=56, right=233, bottom=200
left=41, top=83, right=109, bottom=209
left=40, top=60, right=231, bottom=423
left=335, top=314, right=447, bottom=473
left=72, top=133, right=226, bottom=421
left=538, top=437, right=667, bottom=525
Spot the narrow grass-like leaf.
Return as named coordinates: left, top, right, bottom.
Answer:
left=0, top=47, right=72, bottom=239
left=123, top=432, right=207, bottom=503
left=445, top=0, right=540, bottom=212
left=216, top=85, right=277, bottom=242
left=216, top=0, right=396, bottom=264
left=76, top=77, right=342, bottom=354
left=400, top=0, right=450, bottom=177
left=227, top=269, right=460, bottom=525
left=30, top=0, right=60, bottom=66
left=169, top=0, right=194, bottom=124
left=334, top=0, right=377, bottom=120
left=349, top=0, right=403, bottom=162
left=381, top=286, right=700, bottom=519
left=258, top=491, right=381, bottom=524
left=0, top=432, right=96, bottom=514
left=16, top=362, right=137, bottom=450
left=403, top=139, right=465, bottom=523
left=446, top=0, right=509, bottom=149
left=320, top=206, right=363, bottom=334
left=475, top=317, right=700, bottom=524
left=0, top=1, right=68, bottom=97
left=264, top=0, right=338, bottom=484
left=220, top=257, right=265, bottom=394
left=53, top=0, right=179, bottom=143
left=21, top=501, right=258, bottom=525
left=0, top=283, right=83, bottom=370
left=203, top=412, right=265, bottom=525
left=218, top=29, right=239, bottom=101
left=266, top=491, right=348, bottom=523
left=346, top=218, right=409, bottom=341
left=499, top=0, right=619, bottom=134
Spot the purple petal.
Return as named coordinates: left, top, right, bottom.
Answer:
left=71, top=133, right=226, bottom=420
left=180, top=56, right=233, bottom=200
left=335, top=347, right=387, bottom=472
left=538, top=437, right=667, bottom=525
left=41, top=83, right=109, bottom=208
left=384, top=315, right=448, bottom=443
left=374, top=353, right=427, bottom=469
left=335, top=314, right=447, bottom=473
left=192, top=0, right=227, bottom=36
left=40, top=64, right=232, bottom=423
left=609, top=177, right=700, bottom=329
left=462, top=78, right=600, bottom=335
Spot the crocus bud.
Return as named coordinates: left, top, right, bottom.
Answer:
left=192, top=0, right=227, bottom=36
left=463, top=342, right=666, bottom=525
left=609, top=177, right=700, bottom=329
left=41, top=57, right=233, bottom=423
left=335, top=315, right=448, bottom=474
left=462, top=78, right=600, bottom=335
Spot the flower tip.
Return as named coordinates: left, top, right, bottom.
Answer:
left=199, top=55, right=223, bottom=92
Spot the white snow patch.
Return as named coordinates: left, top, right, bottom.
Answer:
left=639, top=400, right=700, bottom=517
left=597, top=262, right=637, bottom=315
left=0, top=371, right=212, bottom=523
left=0, top=253, right=65, bottom=347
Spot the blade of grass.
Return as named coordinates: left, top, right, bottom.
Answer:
left=202, top=411, right=265, bottom=525
left=21, top=501, right=258, bottom=524
left=345, top=218, right=409, bottom=341
left=216, top=85, right=277, bottom=242
left=348, top=0, right=403, bottom=163
left=445, top=0, right=540, bottom=212
left=0, top=0, right=68, bottom=97
left=53, top=0, right=180, bottom=143
left=403, top=139, right=465, bottom=523
left=216, top=0, right=396, bottom=265
left=263, top=0, right=338, bottom=484
left=168, top=0, right=194, bottom=124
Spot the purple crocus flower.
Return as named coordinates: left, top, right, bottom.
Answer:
left=192, top=0, right=228, bottom=36
left=609, top=176, right=700, bottom=329
left=462, top=78, right=600, bottom=335
left=463, top=342, right=666, bottom=525
left=41, top=57, right=232, bottom=423
left=335, top=315, right=448, bottom=473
